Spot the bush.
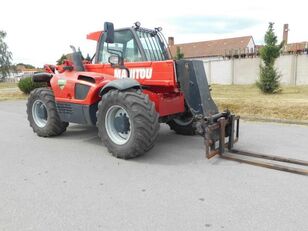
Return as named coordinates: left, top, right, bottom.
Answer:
left=256, top=65, right=281, bottom=93
left=18, top=77, right=46, bottom=94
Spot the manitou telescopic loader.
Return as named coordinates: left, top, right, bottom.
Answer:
left=27, top=22, right=308, bottom=175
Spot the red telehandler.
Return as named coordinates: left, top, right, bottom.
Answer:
left=27, top=22, right=308, bottom=175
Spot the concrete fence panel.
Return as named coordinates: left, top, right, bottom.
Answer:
left=296, top=55, right=308, bottom=85
left=275, top=55, right=293, bottom=84
left=203, top=54, right=308, bottom=85
left=234, top=58, right=260, bottom=84
left=210, top=60, right=232, bottom=84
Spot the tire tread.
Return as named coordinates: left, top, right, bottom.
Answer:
left=96, top=89, right=159, bottom=159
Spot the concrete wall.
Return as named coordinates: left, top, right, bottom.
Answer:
left=210, top=60, right=232, bottom=84
left=275, top=55, right=293, bottom=84
left=203, top=54, right=308, bottom=85
left=234, top=58, right=260, bottom=84
left=296, top=55, right=308, bottom=85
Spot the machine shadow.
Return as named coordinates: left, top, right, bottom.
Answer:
left=61, top=124, right=207, bottom=165
left=61, top=124, right=98, bottom=138
left=134, top=125, right=207, bottom=165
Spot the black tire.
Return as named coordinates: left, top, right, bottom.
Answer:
left=96, top=89, right=160, bottom=159
left=167, top=113, right=195, bottom=136
left=27, top=88, right=68, bottom=137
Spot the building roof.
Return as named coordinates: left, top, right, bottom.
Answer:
left=284, top=42, right=308, bottom=52
left=256, top=42, right=308, bottom=54
left=169, top=36, right=254, bottom=58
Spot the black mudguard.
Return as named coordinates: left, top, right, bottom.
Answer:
left=99, top=79, right=141, bottom=96
left=32, top=73, right=53, bottom=83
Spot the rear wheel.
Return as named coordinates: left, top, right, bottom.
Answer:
left=27, top=88, right=68, bottom=137
left=97, top=89, right=160, bottom=159
left=167, top=110, right=195, bottom=135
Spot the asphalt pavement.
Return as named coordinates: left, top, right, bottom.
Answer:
left=0, top=100, right=308, bottom=231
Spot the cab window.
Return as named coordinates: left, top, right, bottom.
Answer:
left=98, top=30, right=142, bottom=63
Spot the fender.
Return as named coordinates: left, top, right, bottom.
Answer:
left=99, top=78, right=141, bottom=96
left=32, top=73, right=53, bottom=83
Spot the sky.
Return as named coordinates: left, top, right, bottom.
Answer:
left=1, top=0, right=308, bottom=67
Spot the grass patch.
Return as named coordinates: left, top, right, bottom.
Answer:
left=0, top=82, right=26, bottom=101
left=212, top=84, right=308, bottom=122
left=0, top=82, right=19, bottom=89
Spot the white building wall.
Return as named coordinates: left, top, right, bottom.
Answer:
left=246, top=38, right=255, bottom=53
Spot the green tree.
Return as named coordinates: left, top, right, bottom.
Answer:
left=0, top=31, right=12, bottom=80
left=56, top=54, right=67, bottom=65
left=175, top=46, right=184, bottom=60
left=257, top=22, right=284, bottom=93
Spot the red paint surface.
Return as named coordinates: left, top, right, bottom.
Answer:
left=50, top=60, right=185, bottom=117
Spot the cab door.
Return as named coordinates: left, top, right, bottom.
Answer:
left=85, top=28, right=177, bottom=88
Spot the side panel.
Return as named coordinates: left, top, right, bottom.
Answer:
left=143, top=90, right=185, bottom=117
left=50, top=71, right=109, bottom=105
left=50, top=61, right=185, bottom=121
left=84, top=60, right=177, bottom=88
left=57, top=102, right=98, bottom=125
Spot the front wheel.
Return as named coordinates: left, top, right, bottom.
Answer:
left=96, top=89, right=160, bottom=159
left=27, top=88, right=68, bottom=137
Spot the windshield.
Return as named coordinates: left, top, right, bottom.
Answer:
left=96, top=28, right=169, bottom=64
left=136, top=30, right=168, bottom=61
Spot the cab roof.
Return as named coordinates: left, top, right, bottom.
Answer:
left=86, top=31, right=103, bottom=41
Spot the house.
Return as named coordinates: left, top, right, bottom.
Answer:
left=15, top=64, right=39, bottom=79
left=283, top=42, right=308, bottom=54
left=168, top=36, right=255, bottom=61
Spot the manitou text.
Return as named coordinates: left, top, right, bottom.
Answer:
left=114, top=68, right=153, bottom=79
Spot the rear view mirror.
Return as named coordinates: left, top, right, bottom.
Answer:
left=104, top=22, right=114, bottom=43
left=108, top=54, right=121, bottom=65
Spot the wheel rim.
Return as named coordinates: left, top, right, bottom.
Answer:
left=32, top=100, right=48, bottom=127
left=105, top=105, right=132, bottom=145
